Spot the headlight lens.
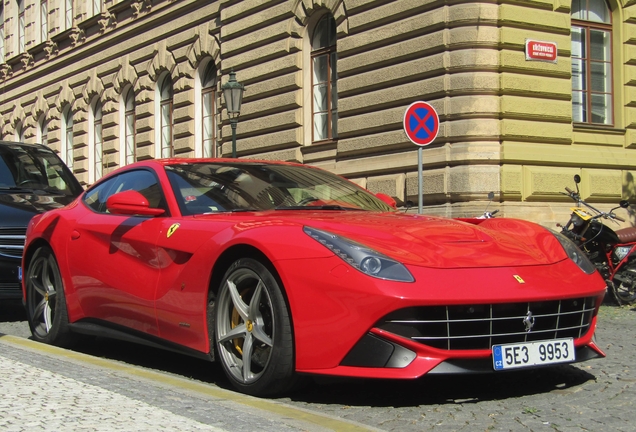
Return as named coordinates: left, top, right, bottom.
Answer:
left=550, top=229, right=596, bottom=274
left=304, top=226, right=415, bottom=282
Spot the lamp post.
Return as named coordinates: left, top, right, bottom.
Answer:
left=221, top=69, right=245, bottom=158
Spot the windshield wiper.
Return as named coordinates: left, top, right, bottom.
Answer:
left=275, top=205, right=364, bottom=211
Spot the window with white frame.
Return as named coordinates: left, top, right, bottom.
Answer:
left=37, top=116, right=48, bottom=146
left=158, top=73, right=174, bottom=158
left=15, top=121, right=24, bottom=142
left=1, top=5, right=5, bottom=63
left=63, top=0, right=73, bottom=31
left=571, top=0, right=613, bottom=125
left=200, top=61, right=216, bottom=158
left=91, top=100, right=103, bottom=181
left=123, top=86, right=136, bottom=165
left=92, top=0, right=102, bottom=16
left=311, top=14, right=338, bottom=143
left=62, top=105, right=73, bottom=168
left=17, top=0, right=25, bottom=53
left=40, top=1, right=48, bottom=43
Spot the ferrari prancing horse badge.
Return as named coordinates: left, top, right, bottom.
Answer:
left=167, top=223, right=180, bottom=238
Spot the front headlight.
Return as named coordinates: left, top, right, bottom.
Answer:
left=303, top=226, right=415, bottom=282
left=550, top=229, right=596, bottom=275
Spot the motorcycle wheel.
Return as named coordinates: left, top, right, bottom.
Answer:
left=609, top=279, right=636, bottom=306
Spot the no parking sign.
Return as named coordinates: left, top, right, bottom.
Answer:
left=403, top=101, right=439, bottom=146
left=403, top=101, right=440, bottom=213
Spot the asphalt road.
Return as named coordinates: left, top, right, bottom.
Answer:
left=1, top=300, right=635, bottom=431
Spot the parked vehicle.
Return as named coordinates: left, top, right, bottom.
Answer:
left=0, top=141, right=82, bottom=299
left=22, top=158, right=606, bottom=397
left=477, top=191, right=499, bottom=219
left=559, top=174, right=636, bottom=305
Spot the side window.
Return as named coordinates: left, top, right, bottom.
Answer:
left=83, top=170, right=167, bottom=214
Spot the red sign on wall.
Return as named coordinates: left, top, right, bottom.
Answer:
left=525, top=39, right=558, bottom=63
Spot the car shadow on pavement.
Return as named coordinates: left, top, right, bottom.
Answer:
left=71, top=335, right=596, bottom=407
left=287, top=365, right=596, bottom=407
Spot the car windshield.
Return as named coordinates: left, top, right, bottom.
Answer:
left=165, top=162, right=394, bottom=215
left=0, top=143, right=81, bottom=196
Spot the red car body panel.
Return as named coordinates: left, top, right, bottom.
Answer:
left=22, top=159, right=607, bottom=381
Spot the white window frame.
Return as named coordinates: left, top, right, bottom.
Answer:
left=88, top=98, right=103, bottom=183
left=37, top=115, right=48, bottom=146
left=62, top=105, right=73, bottom=168
left=119, top=85, right=136, bottom=166
left=195, top=59, right=216, bottom=158
left=155, top=72, right=173, bottom=159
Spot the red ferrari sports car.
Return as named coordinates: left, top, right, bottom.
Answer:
left=22, top=159, right=606, bottom=396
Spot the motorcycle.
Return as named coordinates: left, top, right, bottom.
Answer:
left=477, top=192, right=499, bottom=219
left=559, top=175, right=636, bottom=305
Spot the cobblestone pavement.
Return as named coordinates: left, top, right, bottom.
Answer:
left=0, top=302, right=635, bottom=431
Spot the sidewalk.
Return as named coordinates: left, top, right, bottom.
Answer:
left=0, top=334, right=376, bottom=432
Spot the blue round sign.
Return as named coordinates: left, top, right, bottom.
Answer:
left=403, top=101, right=440, bottom=146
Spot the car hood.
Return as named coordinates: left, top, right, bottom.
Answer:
left=0, top=191, right=75, bottom=228
left=246, top=211, right=565, bottom=269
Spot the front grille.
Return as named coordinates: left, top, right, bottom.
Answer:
left=0, top=228, right=26, bottom=259
left=377, top=297, right=598, bottom=350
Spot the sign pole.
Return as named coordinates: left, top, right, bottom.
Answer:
left=418, top=147, right=423, bottom=214
left=403, top=101, right=440, bottom=215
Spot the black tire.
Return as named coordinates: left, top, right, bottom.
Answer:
left=214, top=258, right=295, bottom=396
left=25, top=246, right=75, bottom=347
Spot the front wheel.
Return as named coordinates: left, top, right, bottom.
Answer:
left=25, top=246, right=75, bottom=347
left=609, top=278, right=636, bottom=306
left=214, top=258, right=295, bottom=396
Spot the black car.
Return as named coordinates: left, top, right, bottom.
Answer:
left=0, top=141, right=82, bottom=299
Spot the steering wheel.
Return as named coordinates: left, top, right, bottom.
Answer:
left=18, top=179, right=38, bottom=186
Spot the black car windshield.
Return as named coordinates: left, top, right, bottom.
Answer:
left=0, top=143, right=81, bottom=196
left=165, top=162, right=394, bottom=215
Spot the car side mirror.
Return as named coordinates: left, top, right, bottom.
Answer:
left=106, top=190, right=165, bottom=216
left=375, top=193, right=397, bottom=209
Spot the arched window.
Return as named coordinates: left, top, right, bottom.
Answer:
left=62, top=105, right=73, bottom=168
left=15, top=121, right=24, bottom=142
left=17, top=0, right=25, bottom=53
left=89, top=99, right=103, bottom=182
left=121, top=86, right=136, bottom=165
left=311, top=14, right=338, bottom=143
left=197, top=60, right=216, bottom=158
left=158, top=73, right=174, bottom=158
left=37, top=115, right=48, bottom=146
left=571, top=0, right=613, bottom=125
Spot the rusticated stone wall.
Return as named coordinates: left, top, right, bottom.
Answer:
left=0, top=0, right=636, bottom=227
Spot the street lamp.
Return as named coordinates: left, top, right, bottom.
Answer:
left=221, top=69, right=245, bottom=158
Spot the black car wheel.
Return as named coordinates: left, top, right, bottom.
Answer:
left=214, top=258, right=295, bottom=396
left=25, top=246, right=74, bottom=347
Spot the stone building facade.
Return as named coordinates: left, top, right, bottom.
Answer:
left=1, top=0, right=635, bottom=227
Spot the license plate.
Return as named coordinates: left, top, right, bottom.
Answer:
left=492, top=338, right=575, bottom=370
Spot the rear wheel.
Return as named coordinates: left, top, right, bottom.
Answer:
left=214, top=258, right=295, bottom=396
left=25, top=246, right=75, bottom=347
